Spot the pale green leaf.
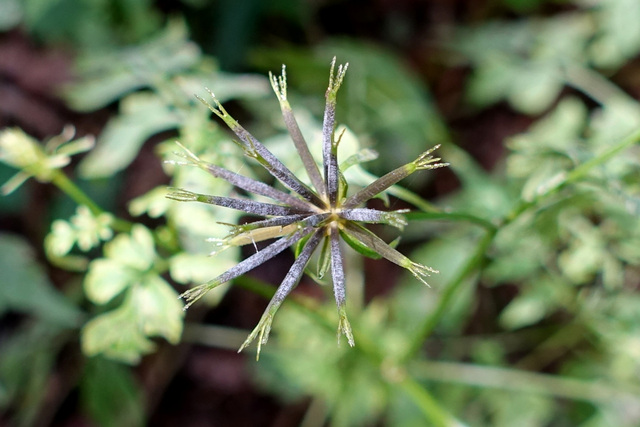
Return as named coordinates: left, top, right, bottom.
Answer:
left=45, top=220, right=75, bottom=257
left=500, top=294, right=547, bottom=330
left=81, top=298, right=155, bottom=364
left=84, top=259, right=135, bottom=305
left=128, top=186, right=172, bottom=218
left=63, top=21, right=201, bottom=112
left=558, top=240, right=603, bottom=284
left=508, top=64, right=563, bottom=114
left=104, top=225, right=156, bottom=271
left=45, top=206, right=113, bottom=258
left=78, top=92, right=182, bottom=178
left=132, top=274, right=184, bottom=344
left=169, top=252, right=236, bottom=285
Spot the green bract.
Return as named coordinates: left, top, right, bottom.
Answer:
left=167, top=58, right=447, bottom=358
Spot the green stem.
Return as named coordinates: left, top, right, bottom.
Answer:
left=181, top=323, right=249, bottom=350
left=405, top=211, right=496, bottom=232
left=514, top=321, right=585, bottom=371
left=397, top=375, right=467, bottom=427
left=51, top=172, right=132, bottom=233
left=565, top=127, right=640, bottom=184
left=563, top=63, right=640, bottom=107
left=402, top=229, right=495, bottom=361
left=234, top=275, right=278, bottom=299
left=51, top=172, right=102, bottom=216
left=411, top=359, right=640, bottom=405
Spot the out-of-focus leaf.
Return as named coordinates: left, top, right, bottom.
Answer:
left=132, top=274, right=183, bottom=344
left=108, top=225, right=156, bottom=269
left=0, top=0, right=21, bottom=30
left=82, top=284, right=182, bottom=364
left=178, top=71, right=270, bottom=104
left=456, top=13, right=592, bottom=113
left=23, top=0, right=160, bottom=48
left=81, top=357, right=145, bottom=427
left=507, top=97, right=586, bottom=156
left=256, top=304, right=389, bottom=427
left=483, top=390, right=554, bottom=427
left=500, top=291, right=548, bottom=330
left=81, top=225, right=183, bottom=362
left=169, top=252, right=236, bottom=287
left=588, top=98, right=640, bottom=148
left=63, top=21, right=200, bottom=111
left=589, top=0, right=640, bottom=68
left=84, top=259, right=135, bottom=305
left=0, top=323, right=64, bottom=427
left=499, top=276, right=568, bottom=330
left=0, top=233, right=81, bottom=326
left=78, top=93, right=182, bottom=178
left=45, top=205, right=113, bottom=258
left=128, top=186, right=172, bottom=218
left=507, top=62, right=563, bottom=115
left=81, top=295, right=156, bottom=364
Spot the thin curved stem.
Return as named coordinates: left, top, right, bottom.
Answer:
left=51, top=171, right=132, bottom=233
left=401, top=229, right=495, bottom=361
left=405, top=211, right=496, bottom=233
left=397, top=376, right=468, bottom=427
left=411, top=359, right=640, bottom=406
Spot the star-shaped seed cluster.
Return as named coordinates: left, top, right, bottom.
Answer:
left=167, top=58, right=447, bottom=357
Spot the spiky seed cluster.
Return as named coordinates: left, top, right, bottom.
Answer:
left=166, top=58, right=448, bottom=358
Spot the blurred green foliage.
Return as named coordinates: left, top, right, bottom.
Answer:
left=1, top=0, right=640, bottom=426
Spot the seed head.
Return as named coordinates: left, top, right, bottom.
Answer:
left=167, top=58, right=447, bottom=359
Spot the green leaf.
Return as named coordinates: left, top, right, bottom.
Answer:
left=500, top=293, right=547, bottom=330
left=0, top=323, right=64, bottom=427
left=0, top=233, right=81, bottom=326
left=498, top=277, right=568, bottom=330
left=0, top=0, right=22, bottom=31
left=45, top=219, right=75, bottom=257
left=128, top=186, right=172, bottom=218
left=45, top=205, right=113, bottom=257
left=132, top=274, right=184, bottom=344
left=169, top=252, right=236, bottom=286
left=105, top=225, right=156, bottom=271
left=507, top=62, right=563, bottom=115
left=78, top=92, right=182, bottom=178
left=81, top=295, right=156, bottom=364
left=456, top=14, right=592, bottom=114
left=81, top=357, right=145, bottom=427
left=63, top=21, right=200, bottom=111
left=84, top=259, right=135, bottom=304
left=589, top=0, right=640, bottom=68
